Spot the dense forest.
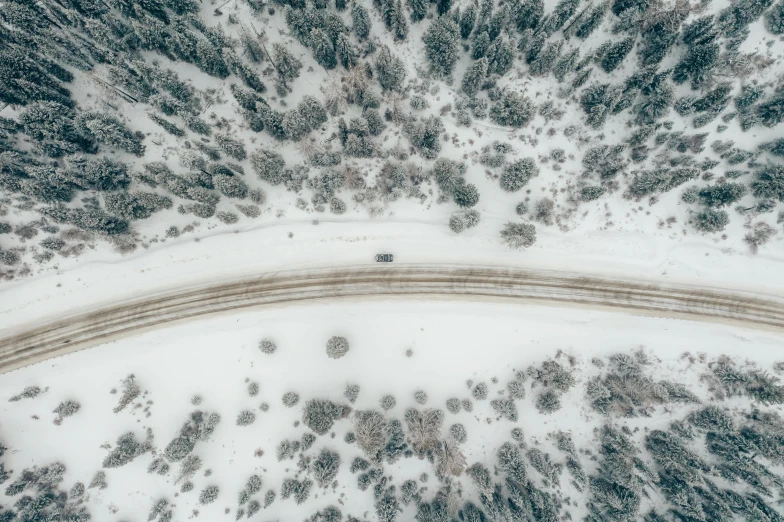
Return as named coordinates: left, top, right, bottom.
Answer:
left=1, top=0, right=783, bottom=277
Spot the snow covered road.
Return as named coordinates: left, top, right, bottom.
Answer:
left=1, top=264, right=783, bottom=373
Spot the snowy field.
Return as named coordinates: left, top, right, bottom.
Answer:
left=2, top=299, right=784, bottom=521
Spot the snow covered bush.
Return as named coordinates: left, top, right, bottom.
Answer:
left=326, top=336, right=350, bottom=359
left=282, top=392, right=300, bottom=407
left=199, top=485, right=219, bottom=504
left=500, top=222, right=537, bottom=249
left=302, top=399, right=350, bottom=435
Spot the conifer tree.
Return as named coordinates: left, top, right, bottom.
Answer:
left=460, top=3, right=477, bottom=38
left=310, top=28, right=337, bottom=70
left=376, top=45, right=407, bottom=92
left=462, top=58, right=488, bottom=97
left=472, top=32, right=491, bottom=59
left=408, top=0, right=428, bottom=22
left=423, top=16, right=460, bottom=77
left=336, top=33, right=358, bottom=68
left=437, top=0, right=452, bottom=16
left=273, top=43, right=303, bottom=85
left=600, top=36, right=634, bottom=73
left=351, top=2, right=371, bottom=39
left=574, top=2, right=607, bottom=39
left=392, top=0, right=409, bottom=40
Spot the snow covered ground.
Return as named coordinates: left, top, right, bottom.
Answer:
left=2, top=298, right=782, bottom=521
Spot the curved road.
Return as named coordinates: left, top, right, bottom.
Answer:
left=1, top=264, right=783, bottom=373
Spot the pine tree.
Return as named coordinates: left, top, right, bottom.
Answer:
left=462, top=57, right=488, bottom=97
left=376, top=45, right=406, bottom=92
left=310, top=28, right=337, bottom=70
left=672, top=42, right=719, bottom=89
left=766, top=0, right=784, bottom=34
left=351, top=2, right=371, bottom=39
left=488, top=5, right=509, bottom=40
left=336, top=33, right=358, bottom=68
left=511, top=0, right=544, bottom=31
left=529, top=40, right=562, bottom=76
left=600, top=36, right=634, bottom=73
left=574, top=2, right=607, bottom=39
left=273, top=43, right=303, bottom=85
left=75, top=111, right=145, bottom=156
left=392, top=0, right=409, bottom=40
left=545, top=0, right=580, bottom=34
left=423, top=16, right=460, bottom=77
left=488, top=38, right=514, bottom=76
left=437, top=0, right=452, bottom=16
left=472, top=31, right=491, bottom=59
left=553, top=48, right=578, bottom=81
left=454, top=182, right=480, bottom=208
left=408, top=0, right=428, bottom=22
left=460, top=2, right=477, bottom=38
left=489, top=92, right=534, bottom=127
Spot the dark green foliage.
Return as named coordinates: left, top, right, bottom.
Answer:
left=751, top=164, right=784, bottom=201
left=500, top=158, right=538, bottom=191
left=510, top=0, right=544, bottom=31
left=627, top=168, right=699, bottom=198
left=273, top=43, right=303, bottom=85
left=611, top=0, right=647, bottom=16
left=405, top=116, right=444, bottom=159
left=472, top=32, right=491, bottom=60
left=336, top=33, right=358, bottom=69
left=104, top=192, right=173, bottom=220
left=698, top=183, right=747, bottom=208
left=103, top=431, right=152, bottom=468
left=672, top=42, right=719, bottom=89
left=756, top=89, right=784, bottom=128
left=553, top=48, right=579, bottom=81
left=694, top=208, right=729, bottom=233
left=682, top=15, right=718, bottom=46
left=431, top=158, right=467, bottom=194
left=529, top=40, right=562, bottom=77
left=148, top=113, right=184, bottom=136
left=163, top=410, right=220, bottom=462
left=251, top=149, right=286, bottom=185
left=600, top=37, right=634, bottom=73
left=423, top=17, right=460, bottom=77
left=487, top=38, right=515, bottom=76
left=303, top=399, right=349, bottom=435
left=489, top=92, right=534, bottom=127
left=639, top=19, right=679, bottom=67
left=437, top=0, right=451, bottom=16
left=310, top=28, right=337, bottom=69
left=311, top=449, right=341, bottom=487
left=40, top=206, right=129, bottom=235
left=281, top=478, right=313, bottom=504
left=352, top=3, right=371, bottom=39
left=580, top=83, right=625, bottom=128
left=454, top=183, right=480, bottom=208
left=587, top=425, right=644, bottom=521
left=545, top=0, right=579, bottom=34
left=575, top=2, right=608, bottom=39
left=766, top=0, right=784, bottom=33
left=460, top=3, right=477, bottom=37
left=759, top=138, right=784, bottom=157
left=376, top=46, right=407, bottom=92
left=462, top=58, right=488, bottom=97
left=718, top=0, right=774, bottom=38
left=18, top=102, right=96, bottom=157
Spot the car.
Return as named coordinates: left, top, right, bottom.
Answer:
left=375, top=253, right=394, bottom=262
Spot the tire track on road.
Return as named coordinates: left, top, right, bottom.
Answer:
left=1, top=264, right=783, bottom=373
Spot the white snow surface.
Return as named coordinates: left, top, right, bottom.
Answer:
left=1, top=298, right=783, bottom=521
